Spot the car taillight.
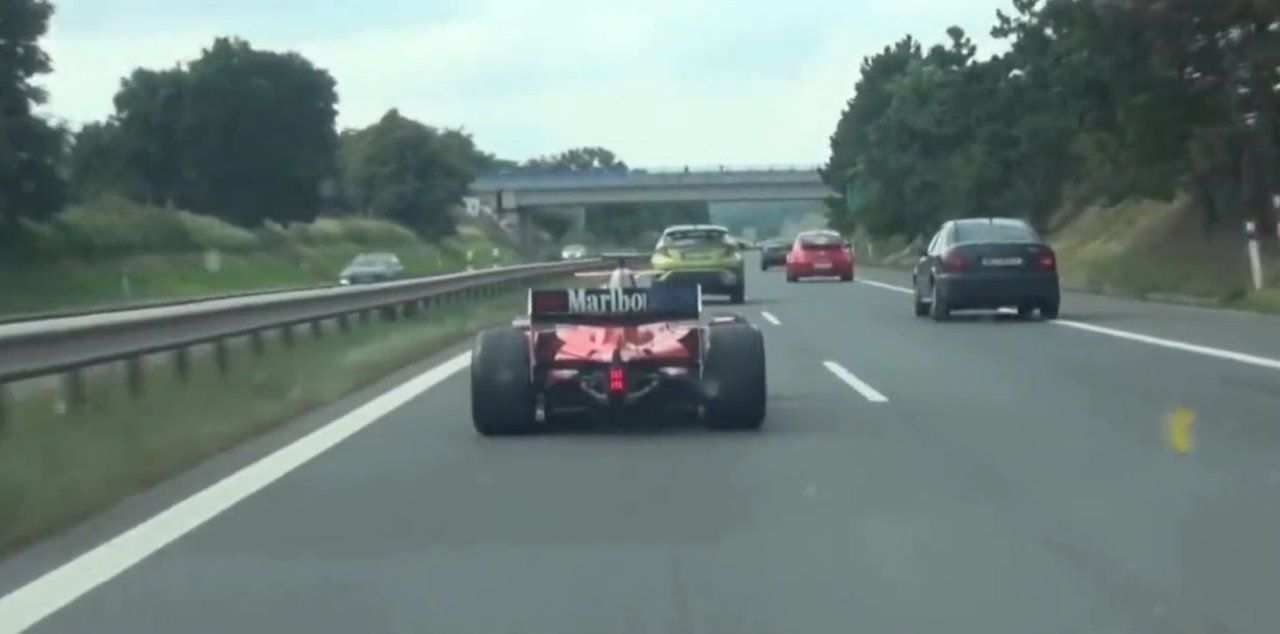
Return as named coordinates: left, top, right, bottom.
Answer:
left=941, top=250, right=966, bottom=271
left=1036, top=250, right=1056, bottom=269
left=608, top=366, right=625, bottom=392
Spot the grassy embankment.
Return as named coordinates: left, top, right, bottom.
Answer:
left=0, top=195, right=520, bottom=317
left=848, top=197, right=1280, bottom=314
left=0, top=271, right=581, bottom=557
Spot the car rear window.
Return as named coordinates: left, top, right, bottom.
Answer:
left=663, top=230, right=728, bottom=248
left=953, top=221, right=1040, bottom=243
left=798, top=233, right=843, bottom=246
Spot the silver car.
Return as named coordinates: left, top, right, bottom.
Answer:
left=339, top=253, right=404, bottom=285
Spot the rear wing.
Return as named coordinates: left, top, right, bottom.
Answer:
left=528, top=284, right=702, bottom=324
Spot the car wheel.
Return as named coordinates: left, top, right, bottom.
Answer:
left=930, top=282, right=950, bottom=322
left=729, top=283, right=746, bottom=304
left=839, top=272, right=853, bottom=282
left=1017, top=305, right=1035, bottom=320
left=1041, top=301, right=1060, bottom=320
left=704, top=324, right=766, bottom=430
left=913, top=291, right=929, bottom=317
left=470, top=327, right=537, bottom=436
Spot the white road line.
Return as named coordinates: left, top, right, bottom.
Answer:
left=822, top=361, right=889, bottom=403
left=760, top=311, right=782, bottom=325
left=1054, top=320, right=1280, bottom=371
left=857, top=279, right=912, bottom=294
left=855, top=278, right=1280, bottom=373
left=0, top=352, right=473, bottom=634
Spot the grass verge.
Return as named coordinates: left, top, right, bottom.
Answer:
left=0, top=277, right=570, bottom=557
left=0, top=196, right=522, bottom=317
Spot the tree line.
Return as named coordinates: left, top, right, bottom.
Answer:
left=823, top=0, right=1280, bottom=240
left=1, top=1, right=703, bottom=250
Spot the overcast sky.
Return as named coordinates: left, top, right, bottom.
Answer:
left=42, top=0, right=1009, bottom=167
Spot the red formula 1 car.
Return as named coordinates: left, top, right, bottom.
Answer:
left=469, top=273, right=767, bottom=435
left=785, top=230, right=855, bottom=282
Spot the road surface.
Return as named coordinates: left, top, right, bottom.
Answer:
left=2, top=255, right=1279, bottom=634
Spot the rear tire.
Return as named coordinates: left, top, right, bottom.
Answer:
left=729, top=283, right=745, bottom=304
left=1016, top=305, right=1035, bottom=320
left=929, top=282, right=950, bottom=322
left=471, top=327, right=537, bottom=436
left=1040, top=301, right=1060, bottom=320
left=704, top=324, right=766, bottom=431
left=913, top=292, right=929, bottom=317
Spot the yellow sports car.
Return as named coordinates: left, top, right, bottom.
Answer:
left=650, top=224, right=746, bottom=303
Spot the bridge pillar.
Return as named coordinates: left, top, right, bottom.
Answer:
left=496, top=189, right=537, bottom=258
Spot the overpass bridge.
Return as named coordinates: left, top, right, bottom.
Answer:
left=469, top=165, right=835, bottom=210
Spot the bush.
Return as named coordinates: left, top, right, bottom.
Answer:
left=8, top=196, right=455, bottom=263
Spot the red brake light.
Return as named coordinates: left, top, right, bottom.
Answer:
left=1036, top=250, right=1056, bottom=269
left=941, top=250, right=966, bottom=271
left=608, top=366, right=625, bottom=392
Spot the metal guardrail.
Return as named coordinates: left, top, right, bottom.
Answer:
left=0, top=257, right=644, bottom=427
left=0, top=282, right=337, bottom=327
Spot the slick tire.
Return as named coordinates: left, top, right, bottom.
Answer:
left=471, top=327, right=537, bottom=436
left=704, top=324, right=766, bottom=431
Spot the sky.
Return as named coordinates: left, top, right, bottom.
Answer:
left=42, top=0, right=1010, bottom=167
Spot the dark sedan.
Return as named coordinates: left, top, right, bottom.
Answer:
left=759, top=237, right=792, bottom=270
left=912, top=218, right=1060, bottom=321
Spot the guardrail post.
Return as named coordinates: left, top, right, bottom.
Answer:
left=281, top=324, right=295, bottom=349
left=250, top=330, right=265, bottom=356
left=126, top=357, right=144, bottom=398
left=401, top=301, right=419, bottom=319
left=1246, top=220, right=1264, bottom=290
left=337, top=313, right=351, bottom=333
left=309, top=320, right=323, bottom=340
left=358, top=309, right=371, bottom=325
left=213, top=339, right=229, bottom=376
left=174, top=347, right=190, bottom=383
left=0, top=383, right=8, bottom=435
left=380, top=305, right=398, bottom=322
left=61, top=370, right=85, bottom=415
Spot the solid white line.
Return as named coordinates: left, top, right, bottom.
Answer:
left=857, top=279, right=912, bottom=294
left=0, top=351, right=473, bottom=634
left=1053, top=320, right=1280, bottom=371
left=854, top=278, right=1280, bottom=373
left=822, top=361, right=889, bottom=403
left=760, top=311, right=782, bottom=325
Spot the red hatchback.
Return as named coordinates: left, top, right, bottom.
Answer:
left=786, top=231, right=854, bottom=282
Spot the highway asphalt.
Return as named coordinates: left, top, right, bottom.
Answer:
left=2, top=254, right=1279, bottom=634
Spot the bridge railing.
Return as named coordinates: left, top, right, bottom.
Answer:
left=475, top=164, right=823, bottom=182
left=471, top=165, right=819, bottom=186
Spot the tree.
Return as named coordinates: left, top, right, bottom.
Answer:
left=339, top=109, right=482, bottom=238
left=178, top=37, right=339, bottom=226
left=112, top=67, right=188, bottom=207
left=0, top=0, right=65, bottom=238
left=823, top=0, right=1280, bottom=241
left=526, top=146, right=626, bottom=171
left=66, top=121, right=138, bottom=202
